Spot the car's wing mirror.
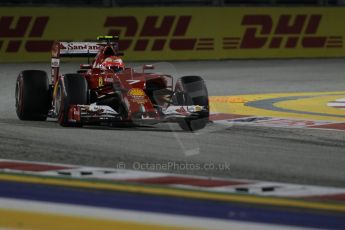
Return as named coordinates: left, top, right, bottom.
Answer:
left=80, top=64, right=92, bottom=69
left=143, top=64, right=154, bottom=73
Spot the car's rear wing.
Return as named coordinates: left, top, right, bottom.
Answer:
left=58, top=42, right=101, bottom=57
left=51, top=41, right=101, bottom=58
left=51, top=41, right=101, bottom=84
left=51, top=36, right=119, bottom=58
left=50, top=36, right=120, bottom=84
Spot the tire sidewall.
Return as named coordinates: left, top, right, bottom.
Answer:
left=56, top=78, right=68, bottom=125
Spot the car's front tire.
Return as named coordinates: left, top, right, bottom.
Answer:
left=173, top=76, right=209, bottom=131
left=55, top=74, right=88, bottom=127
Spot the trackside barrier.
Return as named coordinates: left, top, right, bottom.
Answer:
left=0, top=7, right=344, bottom=62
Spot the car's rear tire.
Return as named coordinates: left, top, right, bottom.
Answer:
left=173, top=76, right=209, bottom=131
left=15, top=70, right=50, bottom=121
left=55, top=74, right=88, bottom=127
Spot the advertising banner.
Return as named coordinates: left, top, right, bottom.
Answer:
left=0, top=7, right=344, bottom=61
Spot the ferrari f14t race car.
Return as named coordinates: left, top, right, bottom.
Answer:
left=15, top=36, right=209, bottom=131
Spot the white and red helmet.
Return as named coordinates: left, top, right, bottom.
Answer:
left=101, top=56, right=124, bottom=72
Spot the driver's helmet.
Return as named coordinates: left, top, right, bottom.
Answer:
left=101, top=56, right=124, bottom=72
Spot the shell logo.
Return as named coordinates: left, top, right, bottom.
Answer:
left=127, top=88, right=147, bottom=104
left=128, top=88, right=146, bottom=97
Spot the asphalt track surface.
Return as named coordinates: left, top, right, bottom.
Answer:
left=0, top=59, right=344, bottom=187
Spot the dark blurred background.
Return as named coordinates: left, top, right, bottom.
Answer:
left=1, top=0, right=344, bottom=7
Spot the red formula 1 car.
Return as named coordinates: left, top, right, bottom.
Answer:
left=15, top=36, right=209, bottom=131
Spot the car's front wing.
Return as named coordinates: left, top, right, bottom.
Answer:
left=67, top=104, right=207, bottom=124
